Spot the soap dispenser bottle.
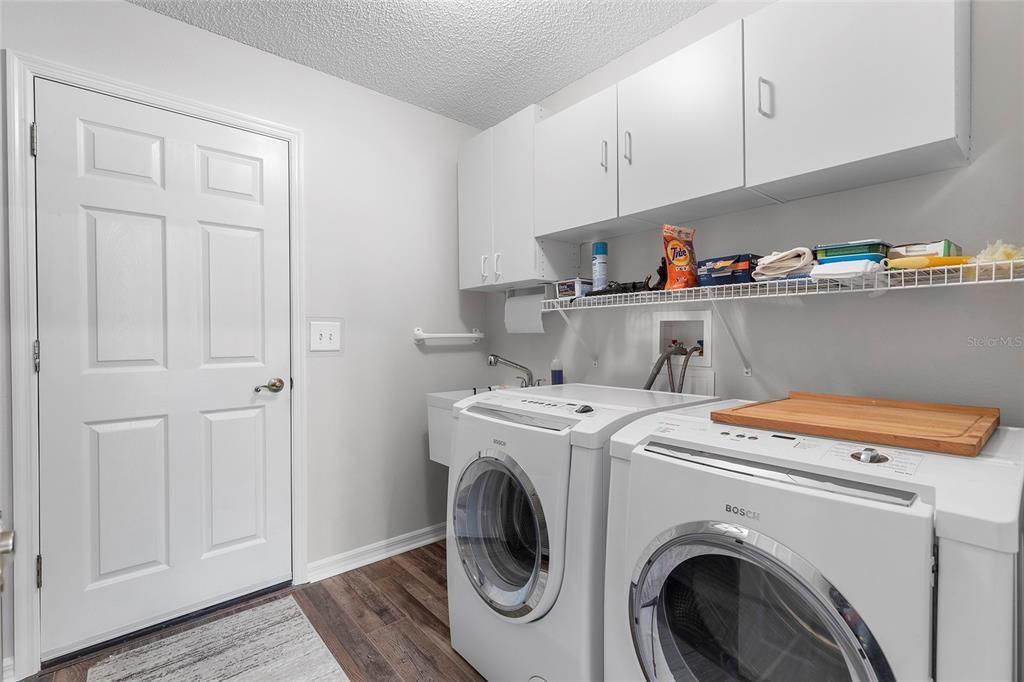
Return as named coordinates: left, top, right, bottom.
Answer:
left=550, top=358, right=564, bottom=385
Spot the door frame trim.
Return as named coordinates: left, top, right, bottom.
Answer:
left=4, top=50, right=309, bottom=678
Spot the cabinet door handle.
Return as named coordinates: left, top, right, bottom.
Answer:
left=494, top=252, right=502, bottom=280
left=480, top=254, right=489, bottom=281
left=600, top=140, right=609, bottom=171
left=757, top=77, right=775, bottom=118
left=624, top=131, right=632, bottom=165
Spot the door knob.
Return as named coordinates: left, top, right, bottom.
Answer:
left=0, top=530, right=14, bottom=594
left=0, top=530, right=13, bottom=555
left=255, top=377, right=286, bottom=393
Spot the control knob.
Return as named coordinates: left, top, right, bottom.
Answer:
left=851, top=447, right=889, bottom=464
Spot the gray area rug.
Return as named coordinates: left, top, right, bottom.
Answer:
left=88, top=596, right=348, bottom=682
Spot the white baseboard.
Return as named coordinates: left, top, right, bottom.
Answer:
left=305, top=522, right=446, bottom=584
left=3, top=656, right=14, bottom=681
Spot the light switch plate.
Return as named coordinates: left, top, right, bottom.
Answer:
left=309, top=319, right=343, bottom=352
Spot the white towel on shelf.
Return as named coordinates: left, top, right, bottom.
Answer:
left=810, top=259, right=883, bottom=281
left=752, top=247, right=816, bottom=280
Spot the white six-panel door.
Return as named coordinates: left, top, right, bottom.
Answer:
left=35, top=79, right=292, bottom=658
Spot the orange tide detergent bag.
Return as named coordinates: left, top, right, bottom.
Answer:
left=662, top=224, right=698, bottom=289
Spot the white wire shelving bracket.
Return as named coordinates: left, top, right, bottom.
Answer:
left=555, top=308, right=599, bottom=367
left=412, top=328, right=484, bottom=345
left=709, top=299, right=753, bottom=377
left=541, top=260, right=1024, bottom=312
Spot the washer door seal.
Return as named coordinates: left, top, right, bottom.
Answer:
left=453, top=452, right=551, bottom=619
left=629, top=521, right=896, bottom=682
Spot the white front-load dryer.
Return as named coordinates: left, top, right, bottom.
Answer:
left=605, top=400, right=1024, bottom=682
left=447, top=384, right=718, bottom=681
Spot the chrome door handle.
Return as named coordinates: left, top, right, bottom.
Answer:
left=255, top=377, right=285, bottom=393
left=0, top=531, right=13, bottom=555
left=480, top=254, right=489, bottom=281
left=494, top=252, right=502, bottom=280
left=0, top=530, right=13, bottom=593
left=624, top=131, right=632, bottom=165
left=757, top=76, right=774, bottom=118
left=600, top=140, right=608, bottom=171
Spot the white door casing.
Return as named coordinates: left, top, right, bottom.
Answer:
left=0, top=523, right=11, bottom=680
left=35, top=79, right=292, bottom=658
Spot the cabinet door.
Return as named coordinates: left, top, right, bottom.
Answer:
left=535, top=86, right=618, bottom=236
left=618, top=22, right=746, bottom=217
left=492, top=107, right=540, bottom=284
left=458, top=129, right=493, bottom=290
left=744, top=0, right=961, bottom=192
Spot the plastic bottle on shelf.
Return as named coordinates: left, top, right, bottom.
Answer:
left=592, top=242, right=608, bottom=291
left=550, top=357, right=564, bottom=385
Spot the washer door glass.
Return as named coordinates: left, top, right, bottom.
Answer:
left=453, top=455, right=550, bottom=618
left=631, top=524, right=894, bottom=682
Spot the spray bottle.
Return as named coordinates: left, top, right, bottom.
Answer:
left=592, top=242, right=608, bottom=291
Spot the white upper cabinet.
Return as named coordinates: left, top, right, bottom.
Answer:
left=458, top=128, right=493, bottom=290
left=618, top=22, right=771, bottom=223
left=492, top=108, right=538, bottom=285
left=458, top=106, right=578, bottom=291
left=463, top=2, right=972, bottom=251
left=535, top=86, right=619, bottom=237
left=743, top=0, right=969, bottom=201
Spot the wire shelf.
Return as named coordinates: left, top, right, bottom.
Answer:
left=541, top=259, right=1024, bottom=312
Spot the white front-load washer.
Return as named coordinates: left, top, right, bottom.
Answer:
left=447, top=384, right=718, bottom=681
left=605, top=400, right=1024, bottom=682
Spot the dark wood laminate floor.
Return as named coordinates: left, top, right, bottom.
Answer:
left=34, top=540, right=483, bottom=682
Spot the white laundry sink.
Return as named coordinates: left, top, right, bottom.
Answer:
left=427, top=389, right=483, bottom=466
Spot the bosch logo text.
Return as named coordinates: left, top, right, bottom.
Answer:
left=725, top=504, right=760, bottom=521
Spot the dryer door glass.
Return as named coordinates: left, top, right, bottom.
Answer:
left=631, top=523, right=894, bottom=682
left=453, top=455, right=550, bottom=618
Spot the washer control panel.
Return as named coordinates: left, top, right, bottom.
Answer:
left=850, top=447, right=889, bottom=464
left=646, top=416, right=926, bottom=478
left=825, top=442, right=923, bottom=477
left=715, top=428, right=763, bottom=442
left=513, top=397, right=597, bottom=416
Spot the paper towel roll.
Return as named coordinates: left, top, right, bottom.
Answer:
left=504, top=293, right=545, bottom=334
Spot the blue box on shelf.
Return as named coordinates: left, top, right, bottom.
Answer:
left=697, top=254, right=762, bottom=287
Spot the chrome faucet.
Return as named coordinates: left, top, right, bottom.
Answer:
left=487, top=354, right=535, bottom=388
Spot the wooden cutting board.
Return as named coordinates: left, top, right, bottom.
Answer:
left=711, top=392, right=1000, bottom=456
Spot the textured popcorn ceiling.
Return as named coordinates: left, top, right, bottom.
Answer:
left=128, top=0, right=711, bottom=128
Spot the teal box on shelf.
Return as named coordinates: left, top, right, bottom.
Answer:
left=813, top=239, right=891, bottom=261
